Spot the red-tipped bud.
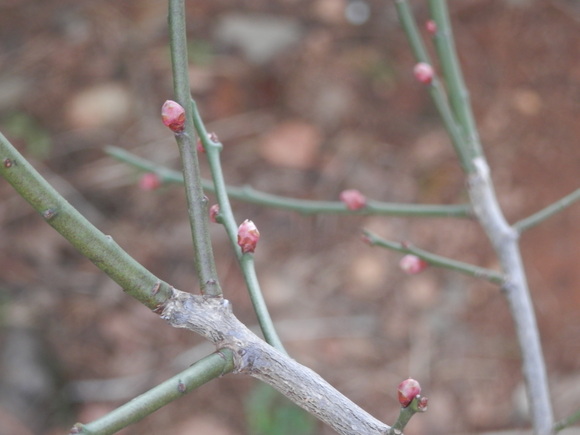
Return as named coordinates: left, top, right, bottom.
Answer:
left=425, top=19, right=437, bottom=35
left=399, top=255, right=428, bottom=274
left=417, top=395, right=429, bottom=412
left=138, top=172, right=162, bottom=191
left=209, top=204, right=220, bottom=223
left=196, top=132, right=220, bottom=153
left=339, top=189, right=367, bottom=211
left=237, top=219, right=260, bottom=254
left=398, top=378, right=421, bottom=408
left=413, top=62, right=434, bottom=85
left=161, top=100, right=185, bottom=132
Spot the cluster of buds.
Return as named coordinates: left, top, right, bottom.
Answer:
left=339, top=189, right=367, bottom=211
left=397, top=378, right=428, bottom=411
left=237, top=219, right=260, bottom=254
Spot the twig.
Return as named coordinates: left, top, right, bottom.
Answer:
left=0, top=132, right=173, bottom=311
left=363, top=229, right=505, bottom=285
left=69, top=351, right=235, bottom=435
left=191, top=99, right=285, bottom=352
left=168, top=0, right=221, bottom=297
left=554, top=408, right=580, bottom=433
left=106, top=146, right=473, bottom=218
left=514, top=187, right=580, bottom=234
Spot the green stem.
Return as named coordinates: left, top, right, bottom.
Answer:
left=0, top=132, right=173, bottom=310
left=554, top=408, right=580, bottom=433
left=168, top=0, right=221, bottom=297
left=190, top=101, right=286, bottom=352
left=363, top=229, right=505, bottom=285
left=394, top=0, right=473, bottom=173
left=106, top=146, right=473, bottom=219
left=429, top=0, right=483, bottom=160
left=70, top=350, right=234, bottom=435
left=514, top=187, right=580, bottom=234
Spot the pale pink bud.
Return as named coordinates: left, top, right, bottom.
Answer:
left=138, top=172, right=162, bottom=191
left=417, top=396, right=429, bottom=412
left=209, top=204, right=220, bottom=223
left=398, top=378, right=421, bottom=408
left=339, top=189, right=367, bottom=211
left=413, top=62, right=434, bottom=85
left=425, top=19, right=437, bottom=35
left=161, top=100, right=185, bottom=133
left=399, top=255, right=428, bottom=274
left=237, top=219, right=260, bottom=254
left=196, top=132, right=219, bottom=153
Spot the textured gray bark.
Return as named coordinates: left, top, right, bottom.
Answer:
left=161, top=289, right=390, bottom=435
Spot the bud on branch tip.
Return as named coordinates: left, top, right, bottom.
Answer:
left=237, top=219, right=260, bottom=254
left=161, top=100, right=186, bottom=133
left=398, top=378, right=421, bottom=408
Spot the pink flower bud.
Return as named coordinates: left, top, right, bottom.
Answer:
left=398, top=378, right=421, bottom=408
left=161, top=100, right=185, bottom=133
left=399, top=255, right=428, bottom=274
left=425, top=19, right=437, bottom=35
left=417, top=395, right=429, bottom=412
left=196, top=132, right=220, bottom=153
left=339, top=189, right=367, bottom=211
left=237, top=219, right=260, bottom=254
left=138, top=172, right=162, bottom=191
left=209, top=204, right=220, bottom=223
left=413, top=62, right=434, bottom=85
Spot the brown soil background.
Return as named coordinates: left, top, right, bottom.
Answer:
left=1, top=1, right=579, bottom=434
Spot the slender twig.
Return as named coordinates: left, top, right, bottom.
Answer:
left=387, top=397, right=424, bottom=435
left=428, top=0, right=483, bottom=160
left=394, top=0, right=473, bottom=173
left=69, top=350, right=234, bottom=435
left=106, top=146, right=473, bottom=218
left=168, top=0, right=221, bottom=297
left=363, top=229, right=505, bottom=285
left=190, top=101, right=286, bottom=352
left=0, top=133, right=173, bottom=310
left=514, top=187, right=580, bottom=234
left=554, top=408, right=580, bottom=433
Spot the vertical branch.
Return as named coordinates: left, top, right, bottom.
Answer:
left=428, top=0, right=483, bottom=159
left=168, top=0, right=221, bottom=297
left=397, top=1, right=554, bottom=433
left=191, top=100, right=286, bottom=352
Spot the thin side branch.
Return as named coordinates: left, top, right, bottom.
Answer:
left=70, top=351, right=234, bottom=435
left=363, top=229, right=505, bottom=285
left=106, top=146, right=473, bottom=218
left=514, top=187, right=580, bottom=234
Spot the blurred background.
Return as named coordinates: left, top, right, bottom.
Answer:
left=1, top=1, right=579, bottom=434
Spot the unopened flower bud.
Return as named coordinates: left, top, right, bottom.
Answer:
left=425, top=19, right=437, bottom=35
left=417, top=396, right=429, bottom=412
left=413, top=62, right=434, bottom=85
left=398, top=378, right=421, bottom=408
left=139, top=172, right=162, bottom=191
left=209, top=204, right=220, bottom=223
left=399, top=255, right=428, bottom=274
left=196, top=132, right=220, bottom=153
left=161, top=100, right=185, bottom=133
left=339, top=189, right=367, bottom=211
left=237, top=219, right=260, bottom=254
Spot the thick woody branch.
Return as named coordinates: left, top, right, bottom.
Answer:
left=161, top=289, right=391, bottom=435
